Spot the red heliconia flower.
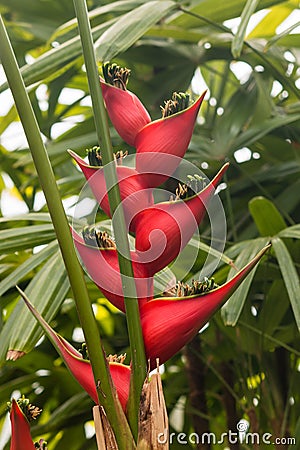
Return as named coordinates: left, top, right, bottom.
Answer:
left=101, top=78, right=151, bottom=147
left=19, top=291, right=131, bottom=411
left=141, top=245, right=270, bottom=369
left=133, top=163, right=229, bottom=275
left=71, top=228, right=152, bottom=312
left=68, top=149, right=153, bottom=229
left=9, top=399, right=35, bottom=450
left=100, top=63, right=206, bottom=187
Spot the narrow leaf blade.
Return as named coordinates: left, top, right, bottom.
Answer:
left=221, top=238, right=270, bottom=326
left=272, top=237, right=300, bottom=330
left=0, top=252, right=69, bottom=362
left=278, top=225, right=300, bottom=240
left=249, top=196, right=286, bottom=237
left=0, top=240, right=58, bottom=297
left=231, top=0, right=260, bottom=58
left=0, top=224, right=55, bottom=254
left=95, top=1, right=176, bottom=61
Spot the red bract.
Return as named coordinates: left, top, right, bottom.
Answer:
left=133, top=163, right=229, bottom=275
left=135, top=92, right=206, bottom=187
left=141, top=245, right=270, bottom=369
left=101, top=79, right=151, bottom=147
left=10, top=399, right=35, bottom=450
left=69, top=150, right=153, bottom=228
left=101, top=78, right=205, bottom=187
left=71, top=228, right=152, bottom=312
left=20, top=293, right=131, bottom=411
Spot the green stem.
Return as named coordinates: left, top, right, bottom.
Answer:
left=224, top=171, right=238, bottom=242
left=0, top=14, right=134, bottom=449
left=73, top=0, right=146, bottom=439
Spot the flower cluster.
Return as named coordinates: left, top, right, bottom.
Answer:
left=11, top=64, right=269, bottom=445
left=70, top=62, right=269, bottom=371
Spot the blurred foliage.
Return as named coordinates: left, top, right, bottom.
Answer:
left=0, top=0, right=299, bottom=448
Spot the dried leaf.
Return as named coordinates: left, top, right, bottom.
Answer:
left=93, top=406, right=119, bottom=450
left=138, top=367, right=169, bottom=449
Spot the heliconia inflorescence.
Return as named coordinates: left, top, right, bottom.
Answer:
left=67, top=63, right=270, bottom=371
left=16, top=63, right=270, bottom=421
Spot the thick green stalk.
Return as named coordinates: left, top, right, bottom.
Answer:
left=0, top=15, right=134, bottom=449
left=73, top=0, right=146, bottom=439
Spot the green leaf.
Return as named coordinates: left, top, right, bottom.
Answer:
left=247, top=0, right=299, bottom=39
left=0, top=373, right=45, bottom=410
left=192, top=238, right=234, bottom=266
left=290, top=416, right=300, bottom=449
left=170, top=0, right=285, bottom=28
left=273, top=34, right=300, bottom=49
left=239, top=320, right=300, bottom=356
left=0, top=212, right=52, bottom=223
left=272, top=237, right=300, bottom=330
left=233, top=113, right=300, bottom=150
left=231, top=0, right=260, bottom=58
left=249, top=196, right=286, bottom=236
left=212, top=81, right=258, bottom=154
left=31, top=392, right=91, bottom=435
left=265, top=20, right=300, bottom=49
left=153, top=264, right=175, bottom=292
left=50, top=0, right=148, bottom=42
left=0, top=252, right=69, bottom=363
left=0, top=21, right=115, bottom=93
left=221, top=237, right=270, bottom=326
left=0, top=240, right=58, bottom=297
left=145, top=25, right=204, bottom=42
left=0, top=224, right=55, bottom=254
left=95, top=1, right=177, bottom=61
left=15, top=131, right=98, bottom=168
left=258, top=280, right=290, bottom=335
left=279, top=224, right=300, bottom=239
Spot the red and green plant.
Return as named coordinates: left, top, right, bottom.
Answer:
left=0, top=1, right=299, bottom=449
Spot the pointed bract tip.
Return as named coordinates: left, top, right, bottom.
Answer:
left=254, top=243, right=271, bottom=259
left=16, top=285, right=32, bottom=310
left=67, top=149, right=88, bottom=167
left=67, top=148, right=76, bottom=158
